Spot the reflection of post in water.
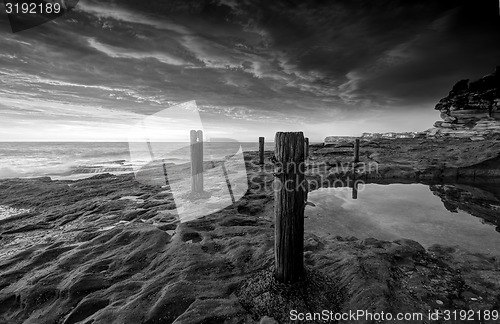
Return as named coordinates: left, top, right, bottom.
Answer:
left=190, top=130, right=204, bottom=193
left=351, top=162, right=358, bottom=200
left=352, top=180, right=358, bottom=199
left=351, top=138, right=360, bottom=199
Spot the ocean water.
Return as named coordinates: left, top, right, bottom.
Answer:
left=0, top=142, right=274, bottom=180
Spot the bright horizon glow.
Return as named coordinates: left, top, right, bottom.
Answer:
left=0, top=104, right=440, bottom=143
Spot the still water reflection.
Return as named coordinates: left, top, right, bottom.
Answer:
left=305, top=183, right=500, bottom=256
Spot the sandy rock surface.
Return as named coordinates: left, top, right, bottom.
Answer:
left=0, top=151, right=499, bottom=323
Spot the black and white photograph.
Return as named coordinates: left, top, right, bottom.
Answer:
left=0, top=0, right=499, bottom=323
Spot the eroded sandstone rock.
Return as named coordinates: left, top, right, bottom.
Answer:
left=429, top=67, right=500, bottom=138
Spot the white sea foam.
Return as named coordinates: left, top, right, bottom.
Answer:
left=0, top=205, right=30, bottom=221
left=0, top=142, right=270, bottom=180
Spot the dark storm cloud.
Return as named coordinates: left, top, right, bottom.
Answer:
left=333, top=1, right=500, bottom=107
left=209, top=0, right=500, bottom=107
left=94, top=0, right=500, bottom=109
left=0, top=0, right=499, bottom=140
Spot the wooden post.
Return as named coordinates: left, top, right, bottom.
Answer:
left=274, top=132, right=305, bottom=283
left=304, top=137, right=309, bottom=160
left=190, top=130, right=204, bottom=193
left=354, top=138, right=360, bottom=163
left=259, top=137, right=265, bottom=165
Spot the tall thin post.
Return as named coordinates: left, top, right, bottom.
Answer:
left=259, top=137, right=265, bottom=165
left=304, top=137, right=309, bottom=160
left=354, top=138, right=360, bottom=163
left=274, top=132, right=305, bottom=283
left=190, top=130, right=204, bottom=193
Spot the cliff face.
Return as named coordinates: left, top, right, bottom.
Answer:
left=324, top=136, right=357, bottom=145
left=430, top=67, right=500, bottom=139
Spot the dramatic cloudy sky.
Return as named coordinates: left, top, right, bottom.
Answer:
left=0, top=0, right=499, bottom=141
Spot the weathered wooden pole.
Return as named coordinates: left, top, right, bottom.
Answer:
left=274, top=132, right=306, bottom=283
left=190, top=130, right=204, bottom=193
left=354, top=138, right=360, bottom=163
left=259, top=137, right=265, bottom=165
left=304, top=137, right=309, bottom=160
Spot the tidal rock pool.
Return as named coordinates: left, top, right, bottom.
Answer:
left=305, top=183, right=500, bottom=256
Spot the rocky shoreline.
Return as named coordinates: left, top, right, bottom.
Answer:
left=312, top=137, right=500, bottom=181
left=0, top=146, right=499, bottom=323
